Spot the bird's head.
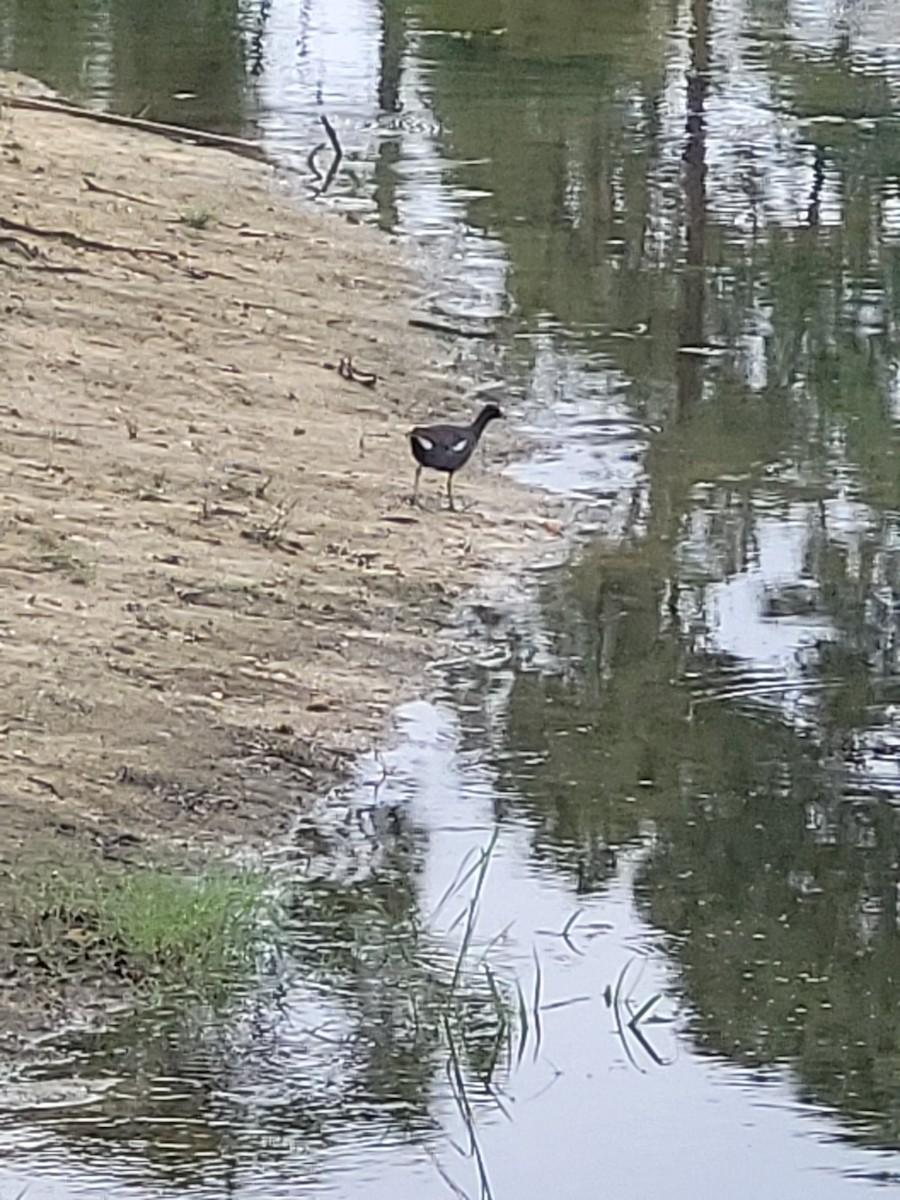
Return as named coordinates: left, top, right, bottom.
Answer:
left=478, top=402, right=504, bottom=425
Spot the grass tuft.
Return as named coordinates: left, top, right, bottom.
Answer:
left=9, top=863, right=266, bottom=992
left=179, top=208, right=214, bottom=230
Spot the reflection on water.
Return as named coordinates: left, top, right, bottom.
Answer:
left=0, top=0, right=261, bottom=132
left=2, top=695, right=900, bottom=1198
left=1, top=0, right=900, bottom=1195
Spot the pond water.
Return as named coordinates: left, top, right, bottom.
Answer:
left=1, top=0, right=900, bottom=1196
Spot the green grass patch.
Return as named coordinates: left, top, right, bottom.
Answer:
left=9, top=862, right=267, bottom=992
left=178, top=208, right=214, bottom=230
left=37, top=549, right=96, bottom=584
left=31, top=529, right=96, bottom=584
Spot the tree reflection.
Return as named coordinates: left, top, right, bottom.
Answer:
left=2, top=0, right=899, bottom=1166
left=0, top=0, right=262, bottom=133
left=413, top=0, right=900, bottom=1151
left=15, top=811, right=511, bottom=1187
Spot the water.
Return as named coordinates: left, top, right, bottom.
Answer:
left=1, top=0, right=900, bottom=1195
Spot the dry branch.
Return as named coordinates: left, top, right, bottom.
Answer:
left=0, top=213, right=178, bottom=263
left=0, top=91, right=270, bottom=163
left=82, top=175, right=162, bottom=207
left=409, top=315, right=497, bottom=340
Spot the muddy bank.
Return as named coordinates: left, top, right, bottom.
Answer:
left=0, top=72, right=558, bottom=1032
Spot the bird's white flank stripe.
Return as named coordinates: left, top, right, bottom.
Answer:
left=413, top=434, right=435, bottom=451
left=451, top=438, right=469, bottom=454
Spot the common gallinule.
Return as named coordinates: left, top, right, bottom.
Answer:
left=409, top=402, right=504, bottom=511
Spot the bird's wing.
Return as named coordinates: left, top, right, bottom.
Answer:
left=411, top=424, right=470, bottom=453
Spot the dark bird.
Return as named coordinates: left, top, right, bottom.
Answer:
left=408, top=402, right=504, bottom=511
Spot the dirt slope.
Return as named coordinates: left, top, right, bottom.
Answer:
left=0, top=71, right=558, bottom=884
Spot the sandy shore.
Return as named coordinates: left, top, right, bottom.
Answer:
left=0, top=70, right=560, bottom=1027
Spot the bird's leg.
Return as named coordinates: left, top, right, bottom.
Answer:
left=411, top=465, right=422, bottom=506
left=447, top=472, right=456, bottom=512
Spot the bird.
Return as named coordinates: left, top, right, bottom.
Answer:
left=408, top=402, right=504, bottom=511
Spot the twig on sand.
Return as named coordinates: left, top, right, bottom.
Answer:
left=28, top=775, right=63, bottom=798
left=0, top=213, right=178, bottom=263
left=0, top=235, right=38, bottom=259
left=337, top=355, right=377, bottom=388
left=409, top=315, right=498, bottom=340
left=0, top=91, right=270, bottom=162
left=82, top=175, right=162, bottom=207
